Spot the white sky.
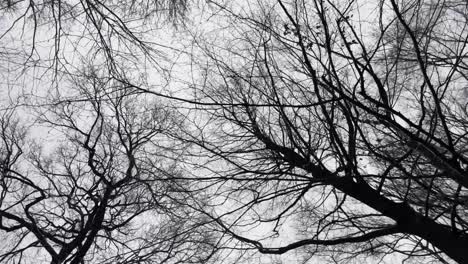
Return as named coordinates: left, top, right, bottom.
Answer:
left=0, top=0, right=464, bottom=263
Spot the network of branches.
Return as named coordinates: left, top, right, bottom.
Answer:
left=1, top=0, right=468, bottom=263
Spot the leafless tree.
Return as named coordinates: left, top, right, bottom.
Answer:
left=0, top=68, right=217, bottom=264
left=180, top=0, right=468, bottom=263
left=3, top=0, right=468, bottom=263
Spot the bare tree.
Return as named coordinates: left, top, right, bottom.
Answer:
left=181, top=0, right=468, bottom=263
left=0, top=68, right=216, bottom=264
left=3, top=0, right=468, bottom=263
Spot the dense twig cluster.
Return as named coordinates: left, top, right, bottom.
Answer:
left=1, top=0, right=468, bottom=263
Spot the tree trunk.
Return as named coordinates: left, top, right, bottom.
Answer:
left=334, top=177, right=468, bottom=263
left=407, top=215, right=468, bottom=264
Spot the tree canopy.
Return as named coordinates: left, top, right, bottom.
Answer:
left=1, top=0, right=468, bottom=263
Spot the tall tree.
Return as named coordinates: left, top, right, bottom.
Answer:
left=3, top=0, right=468, bottom=263
left=182, top=0, right=468, bottom=263
left=0, top=1, right=221, bottom=263
left=0, top=69, right=216, bottom=263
